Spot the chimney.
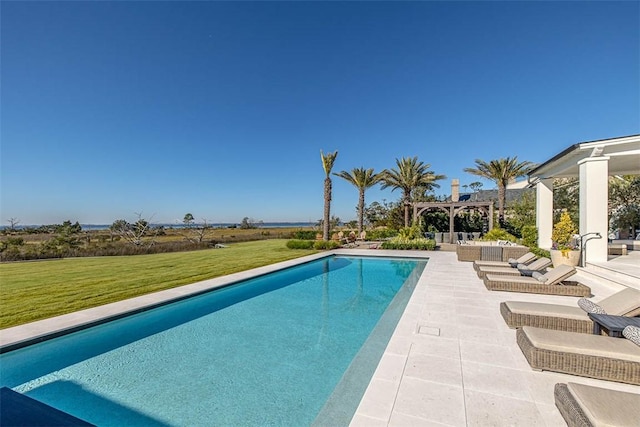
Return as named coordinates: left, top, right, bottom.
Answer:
left=451, top=179, right=459, bottom=202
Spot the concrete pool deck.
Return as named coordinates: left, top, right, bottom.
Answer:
left=347, top=249, right=640, bottom=426
left=2, top=249, right=639, bottom=426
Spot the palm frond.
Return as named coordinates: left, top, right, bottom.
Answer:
left=320, top=150, right=339, bottom=177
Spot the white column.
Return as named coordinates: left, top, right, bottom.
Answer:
left=536, top=178, right=554, bottom=249
left=579, top=156, right=610, bottom=263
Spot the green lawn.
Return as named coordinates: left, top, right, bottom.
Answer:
left=0, top=240, right=318, bottom=329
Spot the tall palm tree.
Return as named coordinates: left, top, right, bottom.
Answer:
left=381, top=156, right=445, bottom=227
left=464, top=157, right=534, bottom=225
left=334, top=167, right=382, bottom=234
left=320, top=150, right=338, bottom=240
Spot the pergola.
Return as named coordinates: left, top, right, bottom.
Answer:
left=528, top=134, right=640, bottom=263
left=413, top=201, right=494, bottom=243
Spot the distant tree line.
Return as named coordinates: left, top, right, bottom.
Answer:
left=0, top=213, right=274, bottom=261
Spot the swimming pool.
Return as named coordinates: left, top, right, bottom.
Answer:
left=1, top=255, right=427, bottom=426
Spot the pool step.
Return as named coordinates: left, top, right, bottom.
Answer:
left=0, top=387, right=95, bottom=426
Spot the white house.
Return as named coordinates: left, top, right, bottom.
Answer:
left=528, top=134, right=640, bottom=263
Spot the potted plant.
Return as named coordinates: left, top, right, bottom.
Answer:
left=550, top=211, right=580, bottom=267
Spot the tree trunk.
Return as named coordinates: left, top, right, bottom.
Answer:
left=358, top=189, right=365, bottom=234
left=404, top=196, right=410, bottom=228
left=498, top=183, right=506, bottom=226
left=323, top=177, right=332, bottom=240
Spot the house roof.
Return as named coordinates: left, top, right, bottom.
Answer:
left=528, top=134, right=640, bottom=182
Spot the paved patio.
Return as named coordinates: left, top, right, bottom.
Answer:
left=348, top=250, right=640, bottom=426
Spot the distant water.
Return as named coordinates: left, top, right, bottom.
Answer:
left=2, top=222, right=316, bottom=231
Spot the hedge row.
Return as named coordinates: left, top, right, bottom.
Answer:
left=286, top=240, right=341, bottom=250
left=380, top=238, right=436, bottom=250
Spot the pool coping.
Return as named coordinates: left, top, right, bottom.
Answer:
left=0, top=249, right=429, bottom=352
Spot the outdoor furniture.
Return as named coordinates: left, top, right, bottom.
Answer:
left=554, top=382, right=640, bottom=427
left=612, top=238, right=640, bottom=251
left=472, top=252, right=536, bottom=271
left=500, top=287, right=640, bottom=333
left=483, top=264, right=590, bottom=297
left=501, top=245, right=531, bottom=261
left=475, top=257, right=551, bottom=279
left=456, top=244, right=482, bottom=261
left=588, top=313, right=640, bottom=337
left=608, top=244, right=628, bottom=255
left=516, top=326, right=640, bottom=385
left=336, top=231, right=355, bottom=248
left=456, top=241, right=529, bottom=262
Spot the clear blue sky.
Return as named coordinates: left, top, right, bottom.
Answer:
left=2, top=1, right=638, bottom=225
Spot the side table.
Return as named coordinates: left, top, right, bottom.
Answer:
left=587, top=313, right=640, bottom=337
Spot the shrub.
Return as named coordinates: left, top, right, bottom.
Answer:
left=313, top=240, right=341, bottom=250
left=530, top=246, right=551, bottom=259
left=480, top=228, right=517, bottom=242
left=398, top=224, right=424, bottom=240
left=286, top=240, right=315, bottom=249
left=380, top=238, right=436, bottom=250
left=520, top=225, right=538, bottom=248
left=367, top=228, right=398, bottom=240
left=291, top=230, right=317, bottom=240
left=552, top=211, right=578, bottom=252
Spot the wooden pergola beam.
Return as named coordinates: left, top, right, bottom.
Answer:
left=413, top=201, right=494, bottom=242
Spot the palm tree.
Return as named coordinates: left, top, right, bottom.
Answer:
left=334, top=167, right=382, bottom=234
left=320, top=150, right=338, bottom=240
left=381, top=156, right=445, bottom=227
left=469, top=181, right=483, bottom=192
left=464, top=157, right=534, bottom=225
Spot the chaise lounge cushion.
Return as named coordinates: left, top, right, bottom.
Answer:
left=473, top=252, right=536, bottom=270
left=486, top=264, right=576, bottom=286
left=518, top=326, right=640, bottom=384
left=522, top=326, right=640, bottom=363
left=476, top=257, right=550, bottom=279
left=503, top=302, right=588, bottom=321
left=501, top=287, right=640, bottom=333
left=562, top=382, right=640, bottom=427
left=597, top=288, right=640, bottom=317
left=484, top=264, right=589, bottom=296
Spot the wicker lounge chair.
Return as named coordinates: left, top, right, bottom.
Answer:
left=516, top=326, right=640, bottom=385
left=483, top=264, right=590, bottom=297
left=476, top=257, right=551, bottom=279
left=501, top=287, right=640, bottom=333
left=554, top=382, right=640, bottom=427
left=472, top=251, right=536, bottom=271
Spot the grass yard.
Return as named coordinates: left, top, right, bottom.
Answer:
left=0, top=240, right=318, bottom=329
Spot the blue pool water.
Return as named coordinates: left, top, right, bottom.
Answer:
left=1, top=255, right=426, bottom=426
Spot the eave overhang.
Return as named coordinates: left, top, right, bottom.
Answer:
left=528, top=134, right=640, bottom=186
